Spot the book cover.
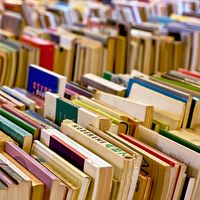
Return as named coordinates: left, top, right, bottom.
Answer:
left=20, top=35, right=55, bottom=70
left=27, top=64, right=66, bottom=99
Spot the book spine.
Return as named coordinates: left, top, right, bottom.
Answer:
left=48, top=134, right=86, bottom=171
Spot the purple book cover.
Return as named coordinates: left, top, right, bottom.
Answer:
left=4, top=142, right=59, bottom=200
left=49, top=135, right=86, bottom=171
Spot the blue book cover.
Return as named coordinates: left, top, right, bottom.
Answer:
left=126, top=77, right=188, bottom=103
left=27, top=65, right=59, bottom=99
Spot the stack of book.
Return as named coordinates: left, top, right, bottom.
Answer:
left=0, top=0, right=199, bottom=200
left=0, top=63, right=198, bottom=200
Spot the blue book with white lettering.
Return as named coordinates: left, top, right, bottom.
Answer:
left=27, top=64, right=66, bottom=99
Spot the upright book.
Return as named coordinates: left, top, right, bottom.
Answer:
left=27, top=64, right=66, bottom=99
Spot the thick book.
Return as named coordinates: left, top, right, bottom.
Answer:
left=20, top=35, right=55, bottom=70
left=27, top=64, right=66, bottom=99
left=31, top=140, right=91, bottom=200
left=0, top=115, right=33, bottom=153
left=61, top=120, right=135, bottom=200
left=40, top=128, right=113, bottom=200
left=4, top=142, right=63, bottom=200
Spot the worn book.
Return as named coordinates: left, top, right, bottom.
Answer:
left=40, top=128, right=113, bottom=200
left=61, top=120, right=135, bottom=200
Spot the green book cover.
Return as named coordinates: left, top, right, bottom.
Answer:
left=55, top=98, right=78, bottom=126
left=159, top=129, right=200, bottom=153
left=153, top=75, right=200, bottom=93
left=0, top=108, right=37, bottom=138
left=103, top=71, right=113, bottom=81
left=0, top=115, right=32, bottom=147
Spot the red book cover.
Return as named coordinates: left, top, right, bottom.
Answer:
left=178, top=68, right=200, bottom=79
left=119, top=133, right=176, bottom=167
left=20, top=35, right=55, bottom=71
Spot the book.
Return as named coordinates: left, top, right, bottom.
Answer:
left=134, top=125, right=200, bottom=200
left=2, top=152, right=44, bottom=200
left=0, top=115, right=33, bottom=153
left=159, top=129, right=200, bottom=153
left=0, top=153, right=32, bottom=200
left=80, top=73, right=126, bottom=97
left=61, top=119, right=135, bottom=200
left=25, top=110, right=60, bottom=131
left=128, top=83, right=186, bottom=129
left=0, top=107, right=39, bottom=139
left=2, top=104, right=44, bottom=131
left=0, top=180, right=7, bottom=200
left=0, top=131, right=17, bottom=150
left=86, top=124, right=142, bottom=200
left=1, top=86, right=36, bottom=110
left=44, top=92, right=111, bottom=131
left=20, top=35, right=55, bottom=70
left=27, top=64, right=66, bottom=99
left=72, top=95, right=131, bottom=134
left=40, top=128, right=113, bottom=200
left=4, top=142, right=63, bottom=200
left=94, top=90, right=154, bottom=128
left=119, top=133, right=186, bottom=200
left=31, top=140, right=91, bottom=200
left=0, top=168, right=18, bottom=200
left=127, top=76, right=192, bottom=128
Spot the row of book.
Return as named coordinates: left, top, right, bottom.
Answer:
left=0, top=63, right=199, bottom=200
left=2, top=0, right=200, bottom=83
